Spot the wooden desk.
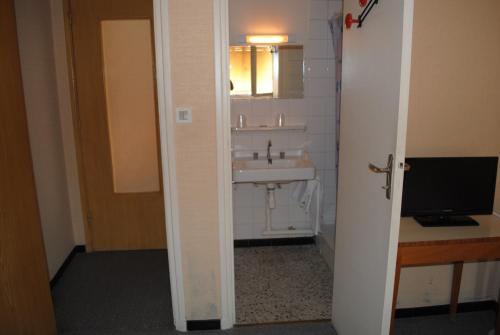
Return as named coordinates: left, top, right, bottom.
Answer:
left=390, top=215, right=500, bottom=334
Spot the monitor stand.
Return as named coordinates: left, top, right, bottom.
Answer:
left=414, top=215, right=479, bottom=227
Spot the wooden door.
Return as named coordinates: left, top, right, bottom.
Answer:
left=0, top=0, right=57, bottom=333
left=70, top=0, right=166, bottom=251
left=332, top=0, right=414, bottom=334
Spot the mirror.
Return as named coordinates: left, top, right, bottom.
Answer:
left=229, top=45, right=303, bottom=99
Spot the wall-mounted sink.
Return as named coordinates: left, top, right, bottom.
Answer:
left=232, top=150, right=315, bottom=183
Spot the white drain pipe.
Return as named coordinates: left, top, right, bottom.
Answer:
left=262, top=183, right=314, bottom=236
left=264, top=183, right=276, bottom=233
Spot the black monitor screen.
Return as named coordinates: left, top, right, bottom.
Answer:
left=401, top=157, right=498, bottom=217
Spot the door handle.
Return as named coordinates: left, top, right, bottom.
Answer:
left=369, top=154, right=393, bottom=199
left=368, top=163, right=391, bottom=174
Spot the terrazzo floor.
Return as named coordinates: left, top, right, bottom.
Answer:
left=234, top=245, right=333, bottom=325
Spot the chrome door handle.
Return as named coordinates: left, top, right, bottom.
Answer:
left=369, top=154, right=393, bottom=200
left=369, top=164, right=391, bottom=174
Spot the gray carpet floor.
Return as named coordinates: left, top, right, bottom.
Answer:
left=52, top=250, right=496, bottom=335
left=52, top=250, right=174, bottom=334
left=394, top=311, right=496, bottom=335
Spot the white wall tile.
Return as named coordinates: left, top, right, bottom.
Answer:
left=271, top=99, right=290, bottom=116
left=325, top=132, right=336, bottom=150
left=305, top=77, right=334, bottom=97
left=234, top=223, right=254, bottom=240
left=230, top=4, right=338, bottom=240
left=234, top=206, right=253, bottom=225
left=326, top=40, right=335, bottom=59
left=231, top=99, right=252, bottom=116
left=310, top=152, right=327, bottom=169
left=325, top=150, right=336, bottom=169
left=252, top=133, right=273, bottom=150
left=231, top=134, right=253, bottom=149
left=288, top=132, right=308, bottom=148
left=309, top=134, right=328, bottom=152
left=305, top=59, right=334, bottom=78
left=324, top=186, right=337, bottom=204
left=254, top=185, right=267, bottom=204
left=254, top=207, right=266, bottom=223
left=325, top=97, right=336, bottom=116
left=252, top=222, right=266, bottom=236
left=324, top=116, right=336, bottom=134
left=309, top=20, right=330, bottom=39
left=251, top=98, right=272, bottom=113
left=273, top=221, right=296, bottom=231
left=275, top=186, right=291, bottom=205
left=233, top=184, right=254, bottom=208
left=270, top=133, right=289, bottom=151
left=287, top=99, right=307, bottom=116
left=271, top=207, right=290, bottom=224
left=310, top=0, right=329, bottom=20
left=289, top=206, right=308, bottom=223
left=323, top=169, right=337, bottom=189
left=307, top=116, right=327, bottom=134
left=328, top=0, right=343, bottom=18
left=304, top=39, right=328, bottom=59
left=306, top=97, right=327, bottom=116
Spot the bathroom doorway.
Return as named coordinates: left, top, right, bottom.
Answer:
left=227, top=0, right=343, bottom=325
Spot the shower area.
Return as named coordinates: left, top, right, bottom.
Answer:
left=316, top=9, right=343, bottom=273
left=230, top=0, right=344, bottom=325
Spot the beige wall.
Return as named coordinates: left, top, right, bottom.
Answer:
left=14, top=0, right=75, bottom=279
left=169, top=0, right=221, bottom=320
left=399, top=0, right=500, bottom=308
left=49, top=0, right=86, bottom=245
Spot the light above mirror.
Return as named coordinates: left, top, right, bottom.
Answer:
left=245, top=34, right=289, bottom=44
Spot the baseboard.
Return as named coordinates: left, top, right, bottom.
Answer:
left=50, top=245, right=86, bottom=289
left=186, top=319, right=221, bottom=331
left=395, top=300, right=498, bottom=319
left=234, top=236, right=315, bottom=248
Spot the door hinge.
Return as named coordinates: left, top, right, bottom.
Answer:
left=86, top=211, right=93, bottom=226
left=67, top=5, right=74, bottom=26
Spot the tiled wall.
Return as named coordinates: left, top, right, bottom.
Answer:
left=232, top=0, right=343, bottom=240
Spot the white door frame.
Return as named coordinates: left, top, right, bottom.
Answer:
left=211, top=0, right=412, bottom=332
left=213, top=0, right=236, bottom=329
left=152, top=0, right=186, bottom=331
left=153, top=0, right=235, bottom=330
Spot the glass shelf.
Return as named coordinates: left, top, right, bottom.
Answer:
left=231, top=124, right=306, bottom=133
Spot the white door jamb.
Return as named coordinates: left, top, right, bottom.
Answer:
left=152, top=0, right=187, bottom=331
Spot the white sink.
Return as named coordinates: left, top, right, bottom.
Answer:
left=232, top=150, right=315, bottom=183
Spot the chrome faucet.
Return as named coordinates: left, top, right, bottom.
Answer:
left=267, top=140, right=272, bottom=164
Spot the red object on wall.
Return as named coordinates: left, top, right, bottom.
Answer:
left=359, top=0, right=368, bottom=7
left=345, top=13, right=359, bottom=29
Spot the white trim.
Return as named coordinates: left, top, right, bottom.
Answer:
left=213, top=0, right=235, bottom=329
left=494, top=212, right=500, bottom=219
left=49, top=0, right=86, bottom=245
left=153, top=1, right=186, bottom=331
left=261, top=229, right=315, bottom=236
left=381, top=0, right=415, bottom=333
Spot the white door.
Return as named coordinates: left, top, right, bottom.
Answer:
left=332, top=0, right=414, bottom=334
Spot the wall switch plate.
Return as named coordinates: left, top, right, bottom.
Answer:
left=176, top=107, right=192, bottom=123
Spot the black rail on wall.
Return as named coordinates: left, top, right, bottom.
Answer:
left=345, top=0, right=380, bottom=29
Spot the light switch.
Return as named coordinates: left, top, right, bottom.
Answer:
left=176, top=107, right=192, bottom=123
